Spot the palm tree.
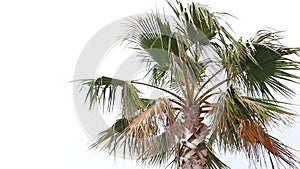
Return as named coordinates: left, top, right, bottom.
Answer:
left=77, top=1, right=300, bottom=169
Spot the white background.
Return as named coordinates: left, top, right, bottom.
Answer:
left=0, top=0, right=299, bottom=169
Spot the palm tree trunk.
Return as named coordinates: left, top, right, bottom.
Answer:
left=178, top=107, right=210, bottom=169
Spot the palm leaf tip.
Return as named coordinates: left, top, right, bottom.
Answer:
left=242, top=120, right=299, bottom=166
left=206, top=149, right=230, bottom=169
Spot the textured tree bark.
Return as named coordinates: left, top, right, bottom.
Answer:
left=178, top=106, right=210, bottom=169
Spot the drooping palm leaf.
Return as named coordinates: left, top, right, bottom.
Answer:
left=79, top=76, right=144, bottom=119
left=90, top=97, right=179, bottom=159
left=125, top=98, right=177, bottom=156
left=208, top=86, right=299, bottom=168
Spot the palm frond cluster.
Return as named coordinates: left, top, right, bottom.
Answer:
left=77, top=1, right=300, bottom=168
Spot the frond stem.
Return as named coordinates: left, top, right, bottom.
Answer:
left=194, top=68, right=223, bottom=100
left=131, top=81, right=185, bottom=103
left=195, top=70, right=244, bottom=105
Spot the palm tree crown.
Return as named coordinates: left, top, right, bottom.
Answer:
left=77, top=1, right=300, bottom=168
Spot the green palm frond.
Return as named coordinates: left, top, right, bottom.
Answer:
left=126, top=1, right=228, bottom=89
left=142, top=146, right=178, bottom=168
left=126, top=12, right=182, bottom=65
left=232, top=30, right=300, bottom=99
left=79, top=76, right=144, bottom=118
left=90, top=117, right=130, bottom=150
left=167, top=0, right=218, bottom=41
left=208, top=86, right=299, bottom=168
left=218, top=40, right=256, bottom=77
left=125, top=13, right=185, bottom=87
left=79, top=77, right=123, bottom=109
left=206, top=148, right=230, bottom=169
